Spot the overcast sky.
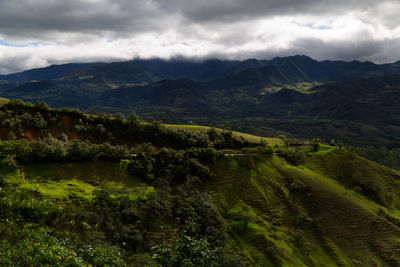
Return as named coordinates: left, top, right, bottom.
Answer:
left=0, top=0, right=400, bottom=74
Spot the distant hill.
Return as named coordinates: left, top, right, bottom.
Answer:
left=2, top=55, right=400, bottom=147
left=129, top=58, right=239, bottom=81
left=0, top=58, right=239, bottom=83
left=0, top=63, right=97, bottom=82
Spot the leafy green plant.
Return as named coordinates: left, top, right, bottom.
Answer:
left=279, top=148, right=306, bottom=166
left=0, top=227, right=85, bottom=266
left=151, top=235, right=221, bottom=267
left=0, top=227, right=126, bottom=266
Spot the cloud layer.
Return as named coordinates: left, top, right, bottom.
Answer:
left=0, top=0, right=400, bottom=73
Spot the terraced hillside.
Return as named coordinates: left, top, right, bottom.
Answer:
left=207, top=148, right=400, bottom=266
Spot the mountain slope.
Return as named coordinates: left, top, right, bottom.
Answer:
left=4, top=56, right=400, bottom=112
left=0, top=63, right=96, bottom=82
left=223, top=55, right=400, bottom=84
left=3, top=56, right=400, bottom=148
left=208, top=149, right=400, bottom=266
left=129, top=58, right=239, bottom=81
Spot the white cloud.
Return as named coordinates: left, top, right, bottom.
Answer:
left=0, top=0, right=400, bottom=73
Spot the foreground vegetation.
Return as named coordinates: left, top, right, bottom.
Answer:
left=1, top=100, right=400, bottom=266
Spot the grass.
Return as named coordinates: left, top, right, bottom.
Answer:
left=4, top=170, right=97, bottom=200
left=205, top=151, right=400, bottom=266
left=2, top=162, right=154, bottom=201
left=305, top=148, right=400, bottom=209
left=262, top=82, right=323, bottom=94
left=22, top=160, right=143, bottom=187
left=280, top=164, right=400, bottom=265
left=307, top=144, right=336, bottom=155
left=206, top=156, right=337, bottom=266
left=164, top=124, right=283, bottom=146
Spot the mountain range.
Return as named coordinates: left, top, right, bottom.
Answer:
left=2, top=55, right=400, bottom=147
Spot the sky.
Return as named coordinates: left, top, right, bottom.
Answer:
left=0, top=0, right=400, bottom=74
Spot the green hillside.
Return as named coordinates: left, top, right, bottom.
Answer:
left=165, top=124, right=283, bottom=146
left=2, top=142, right=400, bottom=265
left=208, top=150, right=400, bottom=266
left=1, top=100, right=400, bottom=266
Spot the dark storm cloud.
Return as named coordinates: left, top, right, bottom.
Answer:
left=0, top=0, right=164, bottom=39
left=157, top=0, right=396, bottom=24
left=0, top=0, right=398, bottom=39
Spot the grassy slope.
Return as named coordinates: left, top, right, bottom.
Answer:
left=2, top=162, right=154, bottom=201
left=206, top=149, right=400, bottom=266
left=165, top=124, right=283, bottom=146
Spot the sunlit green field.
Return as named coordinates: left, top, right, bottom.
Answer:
left=3, top=160, right=154, bottom=201
left=165, top=124, right=283, bottom=146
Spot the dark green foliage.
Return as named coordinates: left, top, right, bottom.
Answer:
left=151, top=235, right=222, bottom=267
left=352, top=146, right=400, bottom=170
left=174, top=185, right=227, bottom=245
left=185, top=147, right=218, bottom=165
left=0, top=227, right=86, bottom=266
left=127, top=153, right=154, bottom=180
left=0, top=138, right=131, bottom=163
left=126, top=148, right=215, bottom=182
left=309, top=139, right=320, bottom=152
left=0, top=186, right=85, bottom=229
left=78, top=245, right=127, bottom=267
left=140, top=191, right=173, bottom=224
left=0, top=100, right=258, bottom=151
left=279, top=148, right=307, bottom=166
left=0, top=227, right=126, bottom=266
left=0, top=155, right=18, bottom=171
left=88, top=190, right=143, bottom=250
left=208, top=127, right=219, bottom=141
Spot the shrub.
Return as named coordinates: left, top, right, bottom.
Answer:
left=88, top=190, right=143, bottom=249
left=0, top=227, right=85, bottom=266
left=279, top=148, right=306, bottom=166
left=309, top=139, right=320, bottom=152
left=151, top=235, right=221, bottom=267
left=0, top=227, right=126, bottom=266
left=0, top=155, right=18, bottom=170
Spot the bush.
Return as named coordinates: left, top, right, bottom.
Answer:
left=88, top=190, right=143, bottom=249
left=0, top=186, right=84, bottom=228
left=279, top=148, right=306, bottom=166
left=126, top=148, right=215, bottom=182
left=151, top=235, right=221, bottom=267
left=309, top=139, right=320, bottom=152
left=0, top=227, right=126, bottom=266
left=0, top=138, right=132, bottom=163
left=0, top=155, right=18, bottom=171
